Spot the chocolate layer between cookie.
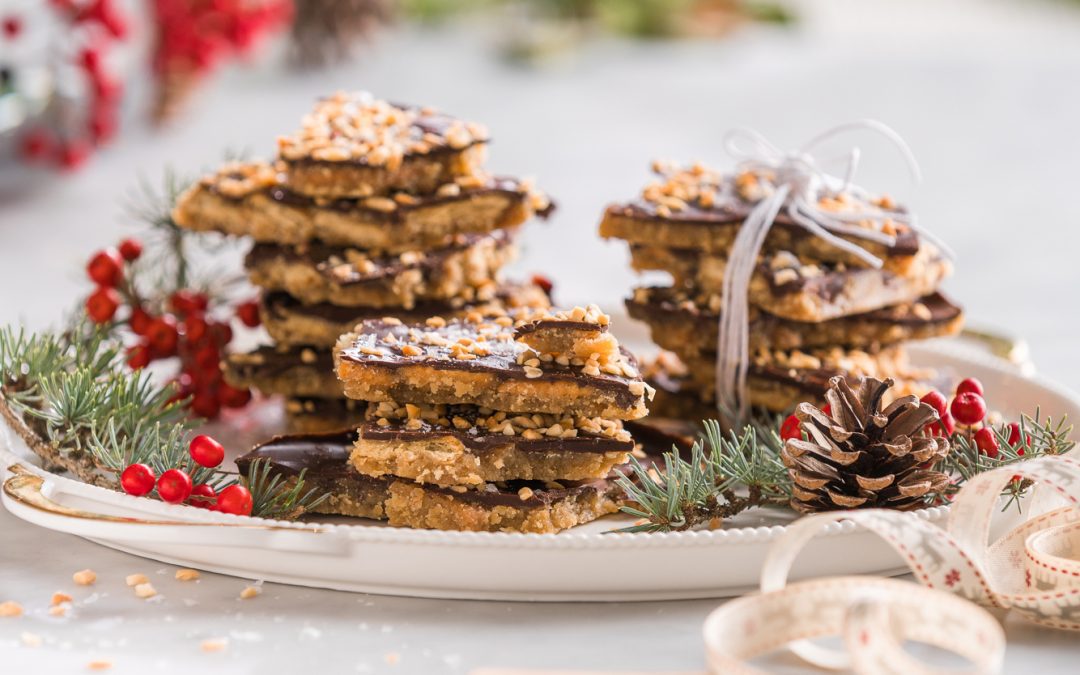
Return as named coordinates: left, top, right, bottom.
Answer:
left=335, top=317, right=651, bottom=419
left=224, top=346, right=342, bottom=399
left=245, top=231, right=516, bottom=309
left=627, top=287, right=964, bottom=354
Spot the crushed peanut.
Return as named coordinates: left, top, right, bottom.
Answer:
left=175, top=569, right=200, bottom=582
left=0, top=600, right=23, bottom=617
left=133, top=583, right=157, bottom=599
left=73, top=569, right=97, bottom=586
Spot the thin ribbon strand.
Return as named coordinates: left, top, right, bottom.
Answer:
left=714, top=120, right=947, bottom=421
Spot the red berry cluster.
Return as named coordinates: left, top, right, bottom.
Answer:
left=120, top=435, right=253, bottom=516
left=19, top=1, right=130, bottom=170
left=920, top=378, right=1027, bottom=459
left=83, top=237, right=261, bottom=419
left=151, top=0, right=291, bottom=118
left=779, top=404, right=831, bottom=442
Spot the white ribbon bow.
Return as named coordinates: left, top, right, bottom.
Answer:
left=715, top=119, right=953, bottom=421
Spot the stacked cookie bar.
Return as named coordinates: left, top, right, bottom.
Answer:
left=601, top=162, right=964, bottom=416
left=326, top=306, right=653, bottom=532
left=172, top=92, right=552, bottom=431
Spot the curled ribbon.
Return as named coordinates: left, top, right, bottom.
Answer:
left=702, top=451, right=1080, bottom=674
left=714, top=120, right=954, bottom=421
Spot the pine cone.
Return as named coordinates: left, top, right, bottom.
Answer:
left=782, top=376, right=950, bottom=513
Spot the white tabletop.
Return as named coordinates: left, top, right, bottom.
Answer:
left=3, top=1, right=1080, bottom=672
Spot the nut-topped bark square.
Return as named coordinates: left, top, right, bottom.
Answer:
left=277, top=92, right=491, bottom=198
left=335, top=311, right=651, bottom=420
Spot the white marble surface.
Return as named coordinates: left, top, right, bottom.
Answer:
left=3, top=0, right=1080, bottom=672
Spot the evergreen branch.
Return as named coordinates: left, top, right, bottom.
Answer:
left=614, top=417, right=789, bottom=533
left=244, top=459, right=329, bottom=520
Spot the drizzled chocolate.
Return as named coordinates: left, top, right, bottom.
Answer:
left=337, top=318, right=644, bottom=401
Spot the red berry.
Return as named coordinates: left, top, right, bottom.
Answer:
left=59, top=139, right=91, bottom=170
left=531, top=273, right=554, bottom=296
left=919, top=391, right=948, bottom=418
left=88, top=106, right=117, bottom=144
left=129, top=307, right=153, bottom=335
left=126, top=343, right=151, bottom=370
left=183, top=315, right=209, bottom=345
left=79, top=47, right=102, bottom=73
left=166, top=373, right=195, bottom=406
left=120, top=463, right=155, bottom=496
left=190, top=484, right=216, bottom=509
left=955, top=378, right=984, bottom=398
left=974, top=427, right=1000, bottom=459
left=209, top=322, right=233, bottom=347
left=950, top=392, right=987, bottom=426
left=86, top=249, right=123, bottom=287
left=217, top=485, right=253, bottom=516
left=929, top=412, right=956, bottom=437
left=118, top=238, right=142, bottom=262
left=779, top=414, right=801, bottom=442
left=1007, top=422, right=1022, bottom=446
left=235, top=300, right=261, bottom=328
left=219, top=383, right=251, bottom=409
left=146, top=316, right=179, bottom=356
left=170, top=289, right=208, bottom=315
left=190, top=390, right=221, bottom=419
left=157, top=469, right=193, bottom=504
left=86, top=287, right=121, bottom=324
left=189, top=434, right=225, bottom=468
left=194, top=345, right=220, bottom=373
left=3, top=15, right=23, bottom=39
left=19, top=128, right=52, bottom=160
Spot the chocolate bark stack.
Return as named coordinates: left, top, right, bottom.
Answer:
left=600, top=162, right=964, bottom=417
left=172, top=92, right=552, bottom=431
left=328, top=306, right=653, bottom=532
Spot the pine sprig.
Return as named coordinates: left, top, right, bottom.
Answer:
left=615, top=418, right=790, bottom=533
left=616, top=410, right=1074, bottom=533
left=244, top=459, right=329, bottom=520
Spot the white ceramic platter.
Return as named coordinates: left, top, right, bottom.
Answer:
left=2, top=341, right=1077, bottom=601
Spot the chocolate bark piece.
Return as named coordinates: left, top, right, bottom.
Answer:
left=172, top=161, right=549, bottom=251
left=284, top=397, right=367, bottom=434
left=223, top=346, right=342, bottom=399
left=236, top=421, right=681, bottom=532
left=643, top=347, right=936, bottom=414
left=244, top=231, right=516, bottom=309
left=599, top=162, right=921, bottom=273
left=352, top=401, right=633, bottom=487
left=277, top=92, right=491, bottom=197
left=261, top=282, right=552, bottom=348
left=335, top=317, right=651, bottom=419
left=627, top=244, right=951, bottom=322
left=513, top=304, right=610, bottom=356
left=626, top=287, right=964, bottom=355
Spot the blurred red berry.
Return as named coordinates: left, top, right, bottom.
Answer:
left=955, top=378, right=984, bottom=398
left=219, top=383, right=251, bottom=409
left=919, top=391, right=948, bottom=418
left=170, top=289, right=208, bottom=315
left=189, top=434, right=225, bottom=468
left=950, top=392, right=987, bottom=426
left=531, top=273, right=554, bottom=296
left=2, top=15, right=23, bottom=39
left=19, top=128, right=52, bottom=160
left=126, top=343, right=151, bottom=370
left=190, top=390, right=220, bottom=419
left=974, top=427, right=1000, bottom=459
left=88, top=106, right=118, bottom=144
left=86, top=287, right=120, bottom=323
left=86, top=249, right=123, bottom=287
left=120, top=463, right=155, bottom=496
left=236, top=300, right=261, bottom=328
left=78, top=46, right=102, bottom=73
left=146, top=316, right=179, bottom=356
left=217, top=485, right=253, bottom=516
left=118, top=238, right=142, bottom=261
left=194, top=345, right=220, bottom=373
left=183, top=315, right=208, bottom=345
left=930, top=412, right=956, bottom=437
left=779, top=414, right=801, bottom=442
left=59, top=139, right=91, bottom=170
left=129, top=307, right=153, bottom=335
left=157, top=468, right=193, bottom=504
left=209, top=321, right=233, bottom=347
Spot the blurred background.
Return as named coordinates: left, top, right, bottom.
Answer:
left=1, top=0, right=1079, bottom=384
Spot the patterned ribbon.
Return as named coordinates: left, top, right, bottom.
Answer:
left=702, top=452, right=1080, bottom=674
left=714, top=120, right=952, bottom=421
